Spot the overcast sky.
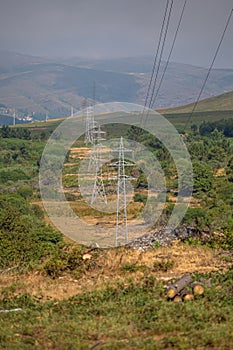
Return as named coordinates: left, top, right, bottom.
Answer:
left=0, top=0, right=232, bottom=68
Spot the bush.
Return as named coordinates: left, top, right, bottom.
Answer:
left=153, top=259, right=174, bottom=272
left=0, top=169, right=29, bottom=183
left=183, top=207, right=207, bottom=229
left=0, top=193, right=63, bottom=269
left=0, top=193, right=29, bottom=214
left=192, top=161, right=214, bottom=194
left=17, top=185, right=33, bottom=199
left=134, top=193, right=147, bottom=204
left=42, top=245, right=91, bottom=278
left=30, top=204, right=44, bottom=219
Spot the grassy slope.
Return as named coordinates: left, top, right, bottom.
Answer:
left=160, top=90, right=233, bottom=114
left=6, top=90, right=232, bottom=134
left=1, top=101, right=233, bottom=348
left=156, top=91, right=233, bottom=130
left=0, top=246, right=233, bottom=349
left=15, top=90, right=233, bottom=133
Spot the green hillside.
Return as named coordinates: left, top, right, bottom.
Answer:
left=161, top=90, right=233, bottom=114
left=1, top=104, right=233, bottom=349
left=8, top=89, right=233, bottom=135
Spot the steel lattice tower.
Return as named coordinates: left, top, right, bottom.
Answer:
left=88, top=125, right=105, bottom=172
left=13, top=110, right=16, bottom=126
left=110, top=137, right=134, bottom=246
left=84, top=103, right=107, bottom=205
left=90, top=126, right=107, bottom=205
left=83, top=94, right=107, bottom=206
left=85, top=106, right=95, bottom=145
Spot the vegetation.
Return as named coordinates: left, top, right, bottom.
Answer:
left=0, top=125, right=31, bottom=139
left=0, top=267, right=233, bottom=349
left=0, top=107, right=233, bottom=348
left=0, top=193, right=63, bottom=269
left=199, top=118, right=233, bottom=137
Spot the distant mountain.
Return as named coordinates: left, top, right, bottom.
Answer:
left=63, top=56, right=233, bottom=108
left=0, top=50, right=50, bottom=72
left=0, top=51, right=233, bottom=117
left=60, top=55, right=154, bottom=73
left=0, top=51, right=142, bottom=117
left=66, top=56, right=233, bottom=108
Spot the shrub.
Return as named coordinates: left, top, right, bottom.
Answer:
left=0, top=169, right=29, bottom=183
left=42, top=246, right=91, bottom=278
left=134, top=193, right=147, bottom=204
left=0, top=193, right=63, bottom=269
left=153, top=259, right=174, bottom=272
left=121, top=263, right=148, bottom=273
left=17, top=185, right=33, bottom=199
left=30, top=204, right=44, bottom=219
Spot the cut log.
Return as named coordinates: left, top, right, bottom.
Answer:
left=191, top=282, right=205, bottom=295
left=167, top=274, right=192, bottom=299
left=180, top=289, right=194, bottom=301
left=82, top=253, right=92, bottom=260
left=183, top=293, right=194, bottom=301
left=173, top=295, right=182, bottom=303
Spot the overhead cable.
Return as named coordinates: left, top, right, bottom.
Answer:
left=183, top=9, right=233, bottom=131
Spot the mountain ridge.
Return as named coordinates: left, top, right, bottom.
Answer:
left=0, top=51, right=233, bottom=117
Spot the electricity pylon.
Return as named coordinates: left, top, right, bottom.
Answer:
left=91, top=126, right=107, bottom=205
left=88, top=125, right=105, bottom=172
left=13, top=110, right=16, bottom=126
left=84, top=99, right=107, bottom=205
left=85, top=81, right=97, bottom=145
left=109, top=137, right=134, bottom=246
left=85, top=105, right=96, bottom=145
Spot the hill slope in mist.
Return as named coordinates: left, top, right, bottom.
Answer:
left=0, top=51, right=233, bottom=117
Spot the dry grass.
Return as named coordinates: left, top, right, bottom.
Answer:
left=215, top=167, right=226, bottom=177
left=0, top=244, right=231, bottom=301
left=69, top=198, right=142, bottom=224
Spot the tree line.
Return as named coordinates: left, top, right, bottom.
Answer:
left=197, top=118, right=233, bottom=137
left=0, top=125, right=31, bottom=140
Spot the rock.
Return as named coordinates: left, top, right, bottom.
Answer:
left=126, top=226, right=203, bottom=250
left=89, top=242, right=100, bottom=249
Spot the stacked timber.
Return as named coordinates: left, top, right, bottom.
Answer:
left=165, top=274, right=209, bottom=302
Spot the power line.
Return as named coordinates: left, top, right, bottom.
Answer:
left=140, top=0, right=170, bottom=126
left=141, top=0, right=174, bottom=129
left=151, top=0, right=187, bottom=108
left=184, top=9, right=233, bottom=131
left=148, top=0, right=174, bottom=110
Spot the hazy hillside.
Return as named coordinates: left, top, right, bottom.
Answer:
left=0, top=50, right=49, bottom=72
left=0, top=51, right=233, bottom=118
left=63, top=56, right=233, bottom=107
left=0, top=58, right=140, bottom=117
left=61, top=55, right=154, bottom=73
